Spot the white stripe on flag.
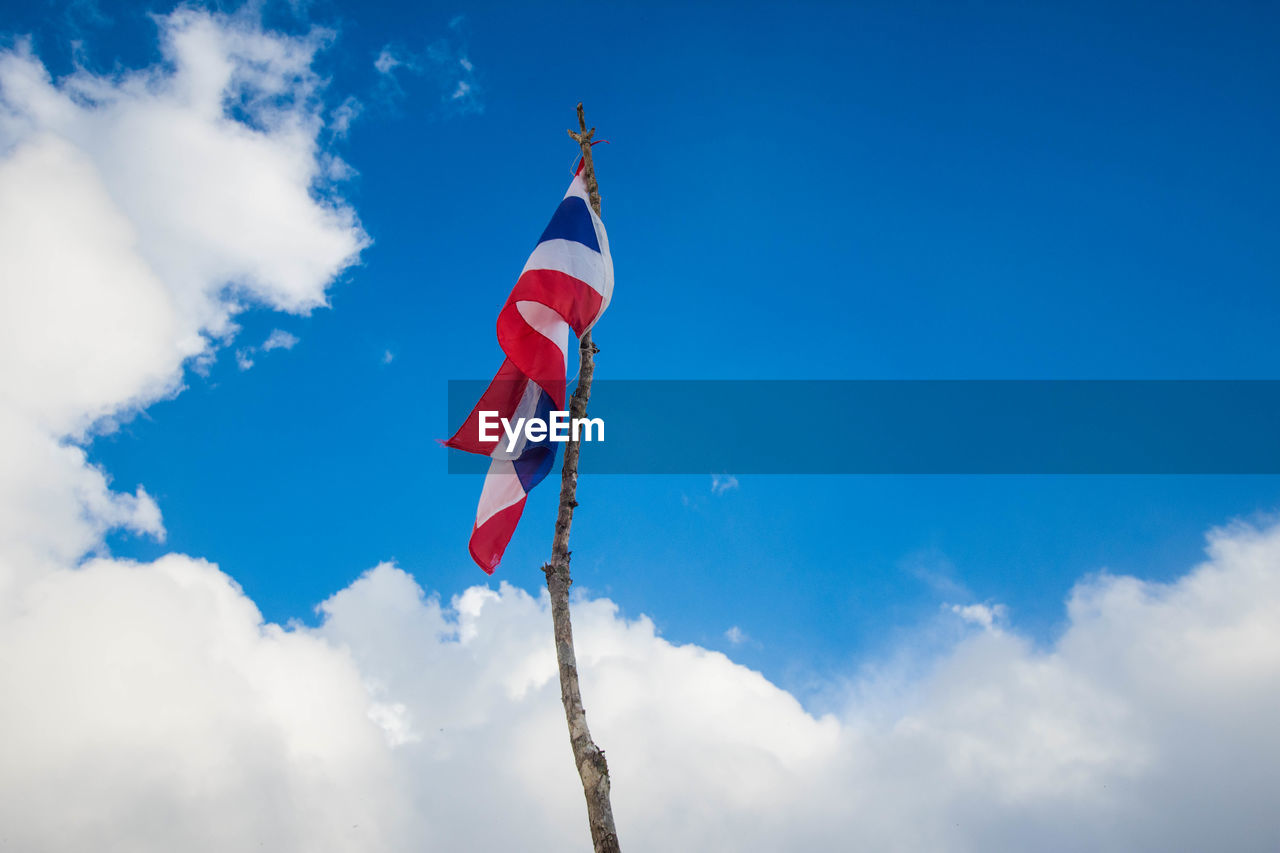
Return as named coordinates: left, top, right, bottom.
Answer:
left=522, top=238, right=609, bottom=297
left=515, top=299, right=570, bottom=367
left=558, top=171, right=614, bottom=321
left=490, top=379, right=542, bottom=461
left=565, top=172, right=589, bottom=203
left=586, top=217, right=612, bottom=320
left=474, top=458, right=525, bottom=527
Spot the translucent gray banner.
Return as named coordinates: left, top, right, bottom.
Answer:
left=446, top=380, right=1280, bottom=474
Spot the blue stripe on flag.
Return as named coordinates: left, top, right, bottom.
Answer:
left=513, top=388, right=556, bottom=491
left=538, top=196, right=599, bottom=252
left=514, top=445, right=556, bottom=492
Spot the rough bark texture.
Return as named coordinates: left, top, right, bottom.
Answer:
left=541, top=103, right=621, bottom=853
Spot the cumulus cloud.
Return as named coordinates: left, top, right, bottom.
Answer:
left=311, top=529, right=1280, bottom=851
left=3, top=8, right=1280, bottom=853
left=0, top=554, right=406, bottom=851
left=11, top=506, right=1280, bottom=850
left=0, top=6, right=366, bottom=437
left=0, top=11, right=386, bottom=849
left=0, top=7, right=350, bottom=598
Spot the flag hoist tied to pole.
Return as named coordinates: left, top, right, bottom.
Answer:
left=446, top=160, right=614, bottom=573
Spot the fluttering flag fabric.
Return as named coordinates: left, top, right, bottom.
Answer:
left=446, top=165, right=613, bottom=573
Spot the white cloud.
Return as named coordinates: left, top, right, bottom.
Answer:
left=947, top=601, right=1007, bottom=630
left=0, top=7, right=353, bottom=597
left=373, top=46, right=402, bottom=75
left=0, top=554, right=406, bottom=851
left=368, top=699, right=422, bottom=747
left=0, top=11, right=386, bottom=848
left=309, top=529, right=1280, bottom=851
left=329, top=95, right=362, bottom=138
left=262, top=329, right=300, bottom=351
left=235, top=329, right=298, bottom=369
left=0, top=7, right=367, bottom=438
left=3, top=9, right=1280, bottom=853
left=9, top=507, right=1280, bottom=850
left=901, top=547, right=971, bottom=599
left=711, top=473, right=739, bottom=495
left=374, top=18, right=480, bottom=114
left=725, top=625, right=748, bottom=644
left=382, top=348, right=395, bottom=364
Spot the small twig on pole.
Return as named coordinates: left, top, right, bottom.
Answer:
left=541, top=102, right=620, bottom=853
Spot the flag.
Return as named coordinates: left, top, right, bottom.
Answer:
left=446, top=164, right=613, bottom=573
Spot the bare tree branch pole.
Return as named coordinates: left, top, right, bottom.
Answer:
left=541, top=102, right=621, bottom=853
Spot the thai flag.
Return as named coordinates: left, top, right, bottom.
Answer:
left=446, top=166, right=613, bottom=573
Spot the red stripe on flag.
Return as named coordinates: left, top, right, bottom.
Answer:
left=445, top=358, right=527, bottom=454
left=469, top=497, right=527, bottom=574
left=496, top=307, right=568, bottom=407
left=508, top=267, right=606, bottom=336
left=495, top=269, right=606, bottom=406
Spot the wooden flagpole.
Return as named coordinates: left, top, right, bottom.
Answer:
left=542, top=102, right=621, bottom=853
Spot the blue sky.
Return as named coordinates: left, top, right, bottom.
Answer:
left=5, top=2, right=1280, bottom=849
left=32, top=0, right=1271, bottom=698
